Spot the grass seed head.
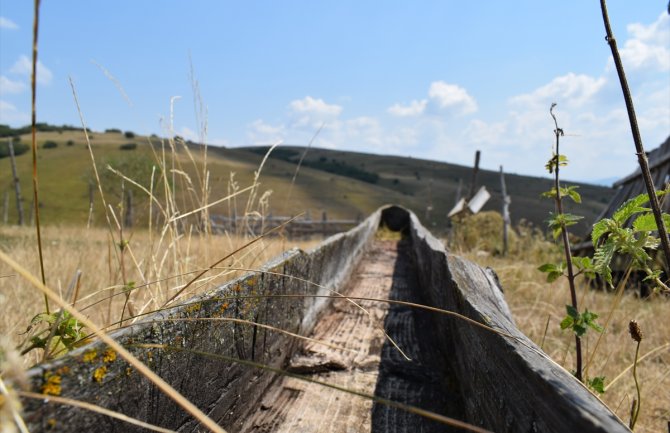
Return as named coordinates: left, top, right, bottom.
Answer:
left=628, top=320, right=643, bottom=343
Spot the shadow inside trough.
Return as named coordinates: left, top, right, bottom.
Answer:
left=371, top=234, right=466, bottom=432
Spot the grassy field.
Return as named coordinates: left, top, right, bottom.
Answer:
left=1, top=131, right=614, bottom=235
left=3, top=129, right=663, bottom=431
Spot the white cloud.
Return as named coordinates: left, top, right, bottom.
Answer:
left=510, top=73, right=606, bottom=108
left=288, top=96, right=342, bottom=117
left=428, top=81, right=478, bottom=114
left=387, top=99, right=427, bottom=117
left=247, top=119, right=285, bottom=143
left=619, top=13, right=670, bottom=72
left=9, top=55, right=53, bottom=85
left=0, top=100, right=29, bottom=124
left=0, top=75, right=26, bottom=94
left=464, top=119, right=507, bottom=145
left=288, top=96, right=342, bottom=129
left=0, top=17, right=18, bottom=30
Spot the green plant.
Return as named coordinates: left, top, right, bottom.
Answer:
left=590, top=189, right=670, bottom=293
left=538, top=103, right=598, bottom=382
left=42, top=140, right=58, bottom=149
left=21, top=310, right=86, bottom=357
left=119, top=142, right=137, bottom=150
left=599, top=0, right=670, bottom=273
left=124, top=131, right=135, bottom=138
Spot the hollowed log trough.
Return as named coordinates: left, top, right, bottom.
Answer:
left=19, top=205, right=628, bottom=432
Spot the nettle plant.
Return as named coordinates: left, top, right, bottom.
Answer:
left=538, top=103, right=602, bottom=384
left=539, top=104, right=670, bottom=390
left=591, top=189, right=670, bottom=294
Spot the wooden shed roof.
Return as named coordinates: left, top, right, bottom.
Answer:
left=573, top=136, right=670, bottom=253
left=596, top=136, right=670, bottom=222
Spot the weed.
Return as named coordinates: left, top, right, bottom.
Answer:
left=539, top=103, right=600, bottom=382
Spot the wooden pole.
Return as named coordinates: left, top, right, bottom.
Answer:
left=468, top=150, right=481, bottom=200
left=87, top=181, right=94, bottom=228
left=8, top=138, right=25, bottom=225
left=500, top=166, right=511, bottom=256
left=124, top=189, right=133, bottom=228
left=454, top=178, right=463, bottom=206
left=2, top=190, right=8, bottom=224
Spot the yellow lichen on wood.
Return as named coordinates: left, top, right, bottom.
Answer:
left=102, top=348, right=117, bottom=363
left=92, top=366, right=108, bottom=383
left=82, top=349, right=97, bottom=363
left=41, top=373, right=62, bottom=396
left=184, top=302, right=202, bottom=314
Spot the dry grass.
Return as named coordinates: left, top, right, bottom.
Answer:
left=454, top=212, right=670, bottom=433
left=0, top=224, right=319, bottom=367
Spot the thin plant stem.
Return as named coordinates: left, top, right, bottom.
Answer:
left=550, top=103, right=582, bottom=381
left=630, top=340, right=641, bottom=429
left=30, top=0, right=48, bottom=314
left=599, top=0, right=670, bottom=275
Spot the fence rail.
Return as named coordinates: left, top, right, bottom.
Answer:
left=210, top=213, right=361, bottom=237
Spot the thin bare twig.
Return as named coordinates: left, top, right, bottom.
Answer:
left=599, top=0, right=670, bottom=276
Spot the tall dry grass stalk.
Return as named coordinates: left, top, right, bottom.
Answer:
left=0, top=83, right=320, bottom=429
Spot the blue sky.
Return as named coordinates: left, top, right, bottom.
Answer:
left=0, top=2, right=668, bottom=183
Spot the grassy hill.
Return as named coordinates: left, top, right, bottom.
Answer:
left=0, top=129, right=614, bottom=236
left=239, top=145, right=613, bottom=235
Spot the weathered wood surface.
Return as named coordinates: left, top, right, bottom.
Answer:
left=17, top=205, right=629, bottom=433
left=240, top=238, right=464, bottom=432
left=21, top=208, right=379, bottom=433
left=403, top=206, right=629, bottom=433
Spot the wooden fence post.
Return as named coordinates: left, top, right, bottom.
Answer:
left=2, top=190, right=8, bottom=224
left=87, top=182, right=94, bottom=228
left=500, top=165, right=511, bottom=256
left=8, top=138, right=25, bottom=225
left=124, top=189, right=133, bottom=228
left=468, top=150, right=481, bottom=200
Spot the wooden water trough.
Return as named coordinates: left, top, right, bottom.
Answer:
left=18, top=206, right=628, bottom=432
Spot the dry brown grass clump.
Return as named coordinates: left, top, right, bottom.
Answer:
left=0, top=224, right=319, bottom=368
left=455, top=211, right=670, bottom=433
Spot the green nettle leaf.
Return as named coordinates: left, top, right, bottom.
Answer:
left=632, top=212, right=670, bottom=233
left=538, top=263, right=565, bottom=282
left=566, top=187, right=582, bottom=204
left=591, top=218, right=617, bottom=245
left=30, top=312, right=57, bottom=326
left=560, top=306, right=603, bottom=337
left=547, top=213, right=584, bottom=239
left=560, top=315, right=574, bottom=330
left=573, top=324, right=587, bottom=337
left=572, top=256, right=596, bottom=279
left=593, top=238, right=617, bottom=285
left=612, top=193, right=653, bottom=225
left=588, top=376, right=606, bottom=394
left=545, top=154, right=558, bottom=173
left=541, top=189, right=557, bottom=199
left=643, top=269, right=663, bottom=283
left=632, top=213, right=657, bottom=232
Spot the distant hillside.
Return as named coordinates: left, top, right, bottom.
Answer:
left=0, top=128, right=614, bottom=236
left=240, top=145, right=614, bottom=236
